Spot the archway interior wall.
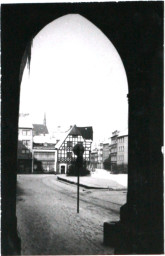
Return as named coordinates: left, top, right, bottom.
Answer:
left=2, top=3, right=163, bottom=254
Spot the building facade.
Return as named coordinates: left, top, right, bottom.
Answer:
left=97, top=143, right=103, bottom=169
left=110, top=130, right=128, bottom=173
left=102, top=142, right=110, bottom=162
left=102, top=142, right=111, bottom=170
left=17, top=115, right=53, bottom=173
left=117, top=135, right=128, bottom=166
left=90, top=149, right=98, bottom=170
left=33, top=136, right=56, bottom=173
left=110, top=130, right=119, bottom=172
left=17, top=117, right=33, bottom=173
left=55, top=125, right=93, bottom=174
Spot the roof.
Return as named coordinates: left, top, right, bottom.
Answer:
left=69, top=125, right=82, bottom=136
left=33, top=124, right=48, bottom=135
left=111, top=130, right=119, bottom=138
left=33, top=135, right=56, bottom=144
left=55, top=125, right=93, bottom=149
left=77, top=126, right=93, bottom=140
left=118, top=128, right=128, bottom=137
left=55, top=127, right=72, bottom=149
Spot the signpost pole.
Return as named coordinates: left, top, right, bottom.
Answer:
left=73, top=144, right=84, bottom=214
left=77, top=165, right=80, bottom=213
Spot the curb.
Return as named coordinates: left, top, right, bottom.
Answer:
left=57, top=176, right=127, bottom=191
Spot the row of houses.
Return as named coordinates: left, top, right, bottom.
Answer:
left=17, top=116, right=93, bottom=174
left=90, top=130, right=128, bottom=173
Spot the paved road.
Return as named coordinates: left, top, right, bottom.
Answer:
left=16, top=174, right=126, bottom=255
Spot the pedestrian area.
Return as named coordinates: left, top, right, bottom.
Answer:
left=17, top=174, right=126, bottom=255
left=57, top=170, right=127, bottom=190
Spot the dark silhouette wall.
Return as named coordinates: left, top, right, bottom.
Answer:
left=2, top=2, right=163, bottom=254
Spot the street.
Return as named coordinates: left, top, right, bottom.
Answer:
left=16, top=174, right=127, bottom=255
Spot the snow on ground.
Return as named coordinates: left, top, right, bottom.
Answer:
left=92, top=169, right=128, bottom=187
left=17, top=175, right=124, bottom=255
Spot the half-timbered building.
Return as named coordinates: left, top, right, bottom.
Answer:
left=55, top=125, right=93, bottom=174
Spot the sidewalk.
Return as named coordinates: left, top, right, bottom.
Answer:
left=57, top=173, right=127, bottom=190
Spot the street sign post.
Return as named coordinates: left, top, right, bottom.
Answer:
left=73, top=144, right=84, bottom=213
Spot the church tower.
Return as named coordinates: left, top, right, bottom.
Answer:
left=43, top=112, right=46, bottom=126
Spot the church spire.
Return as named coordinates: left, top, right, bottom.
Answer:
left=43, top=112, right=46, bottom=126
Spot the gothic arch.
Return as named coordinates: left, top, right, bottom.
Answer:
left=20, top=14, right=128, bottom=137
left=2, top=3, right=163, bottom=254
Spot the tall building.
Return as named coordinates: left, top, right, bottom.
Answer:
left=97, top=142, right=103, bottom=169
left=90, top=148, right=98, bottom=170
left=110, top=130, right=119, bottom=171
left=117, top=132, right=128, bottom=168
left=110, top=129, right=128, bottom=173
left=102, top=142, right=110, bottom=163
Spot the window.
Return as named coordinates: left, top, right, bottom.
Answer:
left=34, top=152, right=55, bottom=160
left=22, top=140, right=30, bottom=146
left=67, top=141, right=72, bottom=147
left=72, top=135, right=78, bottom=138
left=22, top=130, right=26, bottom=136
left=118, top=155, right=124, bottom=161
left=59, top=151, right=66, bottom=158
left=22, top=130, right=31, bottom=136
left=67, top=152, right=72, bottom=158
left=22, top=149, right=30, bottom=154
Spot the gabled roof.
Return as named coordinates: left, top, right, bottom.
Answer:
left=77, top=126, right=93, bottom=140
left=55, top=125, right=93, bottom=149
left=33, top=124, right=48, bottom=135
left=55, top=126, right=72, bottom=149
left=69, top=125, right=82, bottom=136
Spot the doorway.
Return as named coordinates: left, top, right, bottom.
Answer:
left=61, top=165, right=65, bottom=174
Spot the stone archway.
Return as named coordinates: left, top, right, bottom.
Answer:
left=2, top=2, right=163, bottom=254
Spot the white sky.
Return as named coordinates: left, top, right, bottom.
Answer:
left=19, top=14, right=128, bottom=143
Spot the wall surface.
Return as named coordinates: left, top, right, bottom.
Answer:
left=2, top=2, right=163, bottom=254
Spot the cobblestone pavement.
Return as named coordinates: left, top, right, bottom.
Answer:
left=16, top=174, right=127, bottom=255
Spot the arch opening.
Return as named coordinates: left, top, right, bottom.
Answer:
left=17, top=13, right=129, bottom=255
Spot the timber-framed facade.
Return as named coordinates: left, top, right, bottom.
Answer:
left=55, top=125, right=93, bottom=174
